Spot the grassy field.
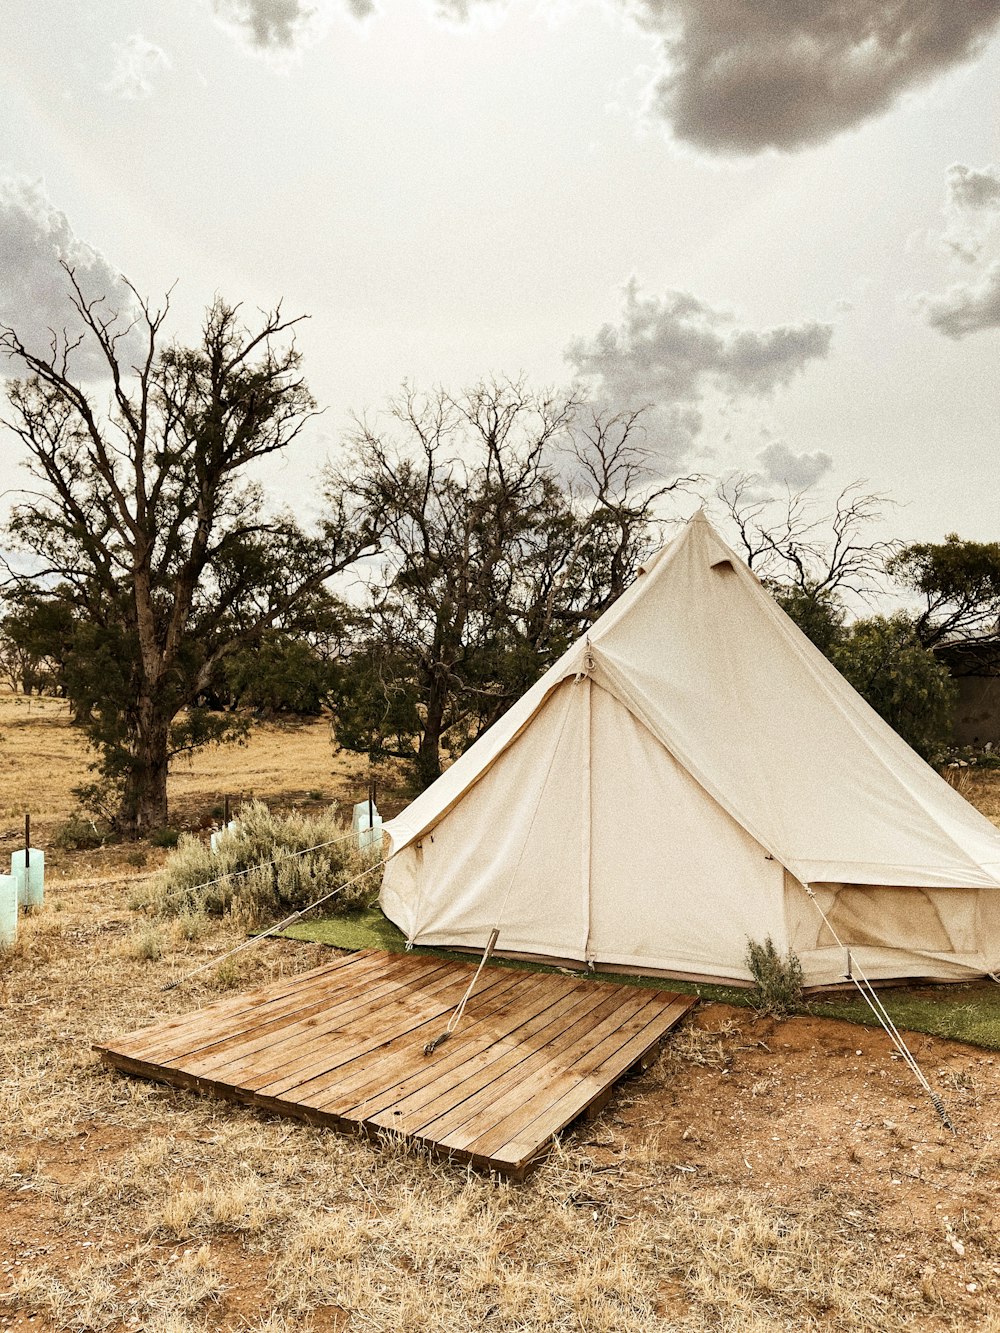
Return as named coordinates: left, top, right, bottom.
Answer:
left=2, top=690, right=1000, bottom=1331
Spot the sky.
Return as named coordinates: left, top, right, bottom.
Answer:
left=1, top=0, right=999, bottom=545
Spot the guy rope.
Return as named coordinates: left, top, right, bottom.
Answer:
left=161, top=830, right=388, bottom=992
left=802, top=885, right=956, bottom=1133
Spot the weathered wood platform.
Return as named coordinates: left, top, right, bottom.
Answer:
left=96, top=949, right=695, bottom=1177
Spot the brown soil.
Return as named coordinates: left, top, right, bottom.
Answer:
left=1, top=695, right=999, bottom=1330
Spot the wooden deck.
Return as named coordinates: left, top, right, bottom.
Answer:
left=96, top=949, right=696, bottom=1177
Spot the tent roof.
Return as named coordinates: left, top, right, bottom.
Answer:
left=385, top=510, right=1000, bottom=890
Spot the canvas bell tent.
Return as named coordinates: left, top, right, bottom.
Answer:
left=379, top=511, right=1000, bottom=988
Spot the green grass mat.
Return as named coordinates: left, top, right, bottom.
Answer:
left=281, top=908, right=1000, bottom=1050
left=278, top=907, right=751, bottom=1005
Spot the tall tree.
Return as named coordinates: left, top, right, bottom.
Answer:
left=331, top=381, right=692, bottom=788
left=1, top=266, right=377, bottom=836
left=888, top=534, right=1000, bottom=648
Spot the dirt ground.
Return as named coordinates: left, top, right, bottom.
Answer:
left=1, top=694, right=999, bottom=1331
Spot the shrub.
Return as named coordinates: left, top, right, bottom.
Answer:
left=145, top=800, right=384, bottom=925
left=745, top=936, right=804, bottom=1016
left=52, top=813, right=109, bottom=850
left=150, top=827, right=180, bottom=849
left=831, top=613, right=956, bottom=760
left=129, top=927, right=164, bottom=962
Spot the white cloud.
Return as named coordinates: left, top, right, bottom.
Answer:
left=941, top=162, right=1000, bottom=262
left=433, top=0, right=509, bottom=24
left=102, top=34, right=171, bottom=101
left=0, top=177, right=143, bottom=380
left=948, top=162, right=1000, bottom=213
left=920, top=261, right=1000, bottom=339
left=756, top=440, right=833, bottom=489
left=566, top=280, right=832, bottom=464
left=211, top=0, right=374, bottom=61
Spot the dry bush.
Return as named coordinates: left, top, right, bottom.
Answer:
left=141, top=800, right=384, bottom=924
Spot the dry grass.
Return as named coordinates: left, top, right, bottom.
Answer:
left=2, top=692, right=1000, bottom=1329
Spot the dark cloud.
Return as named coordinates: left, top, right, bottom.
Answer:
left=0, top=177, right=143, bottom=380
left=756, top=440, right=833, bottom=489
left=921, top=262, right=1000, bottom=338
left=431, top=1, right=1000, bottom=155
left=566, top=280, right=832, bottom=463
left=629, top=0, right=1000, bottom=155
left=102, top=34, right=171, bottom=100
left=211, top=0, right=374, bottom=58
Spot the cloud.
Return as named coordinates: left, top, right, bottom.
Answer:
left=102, top=34, right=171, bottom=100
left=211, top=0, right=374, bottom=60
left=948, top=162, right=1000, bottom=213
left=941, top=162, right=1000, bottom=262
left=0, top=177, right=143, bottom=380
left=433, top=0, right=509, bottom=23
left=566, top=280, right=832, bottom=463
left=920, top=261, right=1000, bottom=338
left=627, top=0, right=1000, bottom=155
left=756, top=440, right=833, bottom=489
left=430, top=1, right=1000, bottom=155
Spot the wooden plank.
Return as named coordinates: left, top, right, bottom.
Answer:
left=98, top=950, right=697, bottom=1179
left=384, top=982, right=647, bottom=1141
left=292, top=968, right=543, bottom=1113
left=240, top=962, right=496, bottom=1096
left=467, top=994, right=695, bottom=1167
left=107, top=950, right=393, bottom=1062
left=127, top=950, right=432, bottom=1064
left=178, top=958, right=462, bottom=1084
left=424, top=988, right=667, bottom=1151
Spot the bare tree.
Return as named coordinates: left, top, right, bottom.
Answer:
left=717, top=476, right=897, bottom=598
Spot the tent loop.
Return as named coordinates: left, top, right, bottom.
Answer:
left=802, top=885, right=956, bottom=1133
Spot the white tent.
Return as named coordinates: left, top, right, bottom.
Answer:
left=380, top=511, right=1000, bottom=987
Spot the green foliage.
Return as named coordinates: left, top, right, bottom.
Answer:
left=338, top=387, right=677, bottom=787
left=745, top=937, right=804, bottom=1016
left=831, top=613, right=957, bottom=759
left=145, top=800, right=383, bottom=924
left=223, top=632, right=331, bottom=717
left=51, top=812, right=109, bottom=851
left=1, top=284, right=377, bottom=837
left=0, top=591, right=76, bottom=695
left=889, top=534, right=1000, bottom=647
left=149, top=827, right=180, bottom=849
left=772, top=585, right=845, bottom=656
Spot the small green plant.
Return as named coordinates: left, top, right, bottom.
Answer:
left=745, top=936, right=804, bottom=1016
left=150, top=827, right=180, bottom=849
left=52, top=813, right=109, bottom=851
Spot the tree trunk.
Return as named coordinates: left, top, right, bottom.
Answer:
left=115, top=708, right=171, bottom=839
left=416, top=672, right=448, bottom=789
